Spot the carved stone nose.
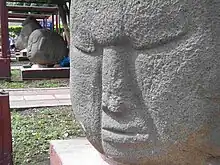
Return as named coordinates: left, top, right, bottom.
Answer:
left=102, top=46, right=133, bottom=114
left=102, top=94, right=127, bottom=113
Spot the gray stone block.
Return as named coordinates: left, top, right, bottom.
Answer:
left=50, top=139, right=117, bottom=165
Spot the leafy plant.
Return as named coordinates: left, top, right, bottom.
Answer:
left=9, top=26, right=22, bottom=36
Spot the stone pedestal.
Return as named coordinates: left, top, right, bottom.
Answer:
left=21, top=67, right=70, bottom=80
left=50, top=139, right=110, bottom=165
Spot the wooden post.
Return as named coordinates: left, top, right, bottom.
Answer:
left=52, top=14, right=54, bottom=31
left=0, top=0, right=9, bottom=58
left=0, top=91, right=13, bottom=165
left=43, top=19, right=46, bottom=28
left=58, top=14, right=61, bottom=34
left=55, top=13, right=59, bottom=33
left=0, top=0, right=11, bottom=80
left=45, top=18, right=48, bottom=29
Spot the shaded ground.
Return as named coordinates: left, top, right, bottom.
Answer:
left=11, top=106, right=84, bottom=165
left=0, top=69, right=69, bottom=89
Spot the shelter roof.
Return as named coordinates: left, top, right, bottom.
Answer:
left=6, top=0, right=62, bottom=20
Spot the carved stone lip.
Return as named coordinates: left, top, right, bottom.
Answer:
left=102, top=127, right=142, bottom=135
left=102, top=128, right=149, bottom=143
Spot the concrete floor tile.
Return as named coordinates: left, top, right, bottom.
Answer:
left=9, top=95, right=24, bottom=101
left=7, top=88, right=71, bottom=108
left=24, top=95, right=55, bottom=101
left=54, top=94, right=70, bottom=100
left=58, top=99, right=71, bottom=105
left=10, top=100, right=26, bottom=109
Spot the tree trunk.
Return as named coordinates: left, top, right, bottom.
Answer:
left=58, top=4, right=70, bottom=45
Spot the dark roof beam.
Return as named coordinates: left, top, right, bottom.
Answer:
left=7, top=6, right=58, bottom=13
left=9, top=18, right=43, bottom=22
left=7, top=0, right=69, bottom=4
left=8, top=13, right=50, bottom=19
left=8, top=18, right=24, bottom=22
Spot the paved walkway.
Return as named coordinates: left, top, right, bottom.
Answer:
left=11, top=66, right=22, bottom=70
left=5, top=87, right=71, bottom=109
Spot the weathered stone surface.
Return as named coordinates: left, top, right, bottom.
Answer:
left=70, top=0, right=220, bottom=164
left=15, top=16, right=42, bottom=50
left=27, top=29, right=67, bottom=65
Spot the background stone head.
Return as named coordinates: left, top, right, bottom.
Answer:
left=15, top=16, right=42, bottom=50
left=27, top=28, right=68, bottom=65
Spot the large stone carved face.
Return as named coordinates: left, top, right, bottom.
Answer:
left=70, top=0, right=220, bottom=164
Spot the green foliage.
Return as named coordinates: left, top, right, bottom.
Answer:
left=9, top=26, right=22, bottom=36
left=12, top=106, right=84, bottom=165
left=8, top=26, right=64, bottom=38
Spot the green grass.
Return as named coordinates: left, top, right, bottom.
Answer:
left=0, top=69, right=69, bottom=89
left=11, top=69, right=21, bottom=81
left=11, top=106, right=84, bottom=165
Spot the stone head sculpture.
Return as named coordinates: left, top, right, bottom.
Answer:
left=15, top=16, right=68, bottom=66
left=70, top=0, right=220, bottom=164
left=27, top=29, right=68, bottom=65
left=15, top=16, right=42, bottom=50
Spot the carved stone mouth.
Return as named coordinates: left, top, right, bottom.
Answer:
left=102, top=127, right=149, bottom=143
left=102, top=127, right=138, bottom=136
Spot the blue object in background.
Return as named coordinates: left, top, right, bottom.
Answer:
left=60, top=56, right=70, bottom=67
left=40, top=21, right=53, bottom=30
